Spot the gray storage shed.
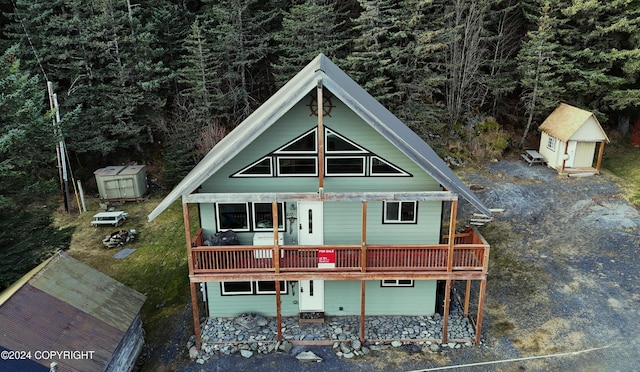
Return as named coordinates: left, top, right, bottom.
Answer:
left=95, top=165, right=148, bottom=201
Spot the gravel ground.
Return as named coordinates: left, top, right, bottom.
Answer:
left=151, top=159, right=640, bottom=371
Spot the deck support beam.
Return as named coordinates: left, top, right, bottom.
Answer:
left=276, top=280, right=282, bottom=341
left=463, top=279, right=471, bottom=317
left=595, top=141, right=605, bottom=173
left=475, top=278, right=486, bottom=345
left=360, top=280, right=366, bottom=342
left=442, top=279, right=451, bottom=344
left=183, top=202, right=202, bottom=349
left=273, top=201, right=280, bottom=274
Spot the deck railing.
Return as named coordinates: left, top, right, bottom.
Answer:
left=190, top=227, right=489, bottom=275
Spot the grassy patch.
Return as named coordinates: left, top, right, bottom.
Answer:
left=601, top=141, right=640, bottom=206
left=54, top=196, right=194, bottom=359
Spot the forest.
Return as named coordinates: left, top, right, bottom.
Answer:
left=1, top=0, right=640, bottom=288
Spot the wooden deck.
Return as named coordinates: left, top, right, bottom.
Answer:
left=189, top=227, right=489, bottom=277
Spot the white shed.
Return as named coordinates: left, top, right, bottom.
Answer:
left=537, top=103, right=609, bottom=175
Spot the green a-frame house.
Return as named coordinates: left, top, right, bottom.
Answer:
left=148, top=54, right=491, bottom=347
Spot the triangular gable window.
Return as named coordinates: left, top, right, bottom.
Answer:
left=232, top=127, right=411, bottom=178
left=326, top=128, right=367, bottom=153
left=370, top=156, right=409, bottom=176
left=233, top=157, right=272, bottom=177
left=274, top=128, right=317, bottom=154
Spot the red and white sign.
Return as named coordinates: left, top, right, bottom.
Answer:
left=318, top=249, right=335, bottom=268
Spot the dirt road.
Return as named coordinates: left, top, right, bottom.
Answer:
left=171, top=159, right=640, bottom=371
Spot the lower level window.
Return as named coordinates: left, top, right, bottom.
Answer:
left=221, top=281, right=288, bottom=295
left=381, top=279, right=414, bottom=287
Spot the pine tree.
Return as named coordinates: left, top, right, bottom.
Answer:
left=517, top=1, right=565, bottom=147
left=343, top=0, right=400, bottom=105
left=8, top=0, right=171, bottom=159
left=272, top=0, right=349, bottom=87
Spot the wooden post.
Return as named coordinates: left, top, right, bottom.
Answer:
left=475, top=278, right=487, bottom=345
left=276, top=280, right=282, bottom=341
left=595, top=141, right=605, bottom=173
left=360, top=280, right=366, bottom=342
left=361, top=201, right=367, bottom=272
left=272, top=201, right=280, bottom=273
left=183, top=202, right=202, bottom=348
left=190, top=282, right=202, bottom=349
left=463, top=279, right=471, bottom=317
left=317, top=79, right=325, bottom=194
left=446, top=200, right=457, bottom=272
left=442, top=279, right=451, bottom=344
left=561, top=141, right=569, bottom=174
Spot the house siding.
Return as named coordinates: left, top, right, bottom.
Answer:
left=324, top=201, right=441, bottom=245
left=199, top=96, right=441, bottom=194
left=206, top=280, right=436, bottom=317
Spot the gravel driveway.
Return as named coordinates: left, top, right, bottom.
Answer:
left=168, top=159, right=640, bottom=371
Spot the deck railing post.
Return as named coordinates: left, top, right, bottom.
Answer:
left=273, top=201, right=280, bottom=273
left=361, top=201, right=367, bottom=272
left=447, top=200, right=457, bottom=272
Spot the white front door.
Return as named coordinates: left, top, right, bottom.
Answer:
left=297, top=201, right=323, bottom=246
left=297, top=201, right=324, bottom=312
left=299, top=279, right=324, bottom=312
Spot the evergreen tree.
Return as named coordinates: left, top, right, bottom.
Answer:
left=272, top=0, right=349, bottom=87
left=203, top=0, right=278, bottom=124
left=343, top=0, right=400, bottom=105
left=8, top=0, right=170, bottom=160
left=516, top=1, right=565, bottom=147
left=0, top=45, right=73, bottom=291
left=0, top=45, right=54, bottom=209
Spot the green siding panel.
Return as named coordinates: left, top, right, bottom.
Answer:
left=323, top=201, right=442, bottom=245
left=206, top=282, right=298, bottom=317
left=200, top=96, right=442, bottom=194
left=365, top=280, right=436, bottom=315
left=206, top=280, right=436, bottom=317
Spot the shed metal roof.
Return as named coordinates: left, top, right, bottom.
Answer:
left=147, top=54, right=491, bottom=220
left=539, top=103, right=609, bottom=142
left=0, top=251, right=145, bottom=371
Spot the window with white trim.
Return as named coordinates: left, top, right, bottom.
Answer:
left=216, top=203, right=250, bottom=231
left=277, top=156, right=318, bottom=176
left=253, top=202, right=285, bottom=231
left=547, top=136, right=557, bottom=151
left=383, top=201, right=417, bottom=224
left=370, top=156, right=408, bottom=176
left=221, top=281, right=288, bottom=295
left=231, top=126, right=412, bottom=178
left=381, top=279, right=414, bottom=287
left=234, top=157, right=272, bottom=177
left=325, top=156, right=366, bottom=176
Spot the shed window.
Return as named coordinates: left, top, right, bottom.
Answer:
left=383, top=201, right=417, bottom=224
left=381, top=280, right=414, bottom=287
left=216, top=203, right=250, bottom=231
left=547, top=136, right=557, bottom=151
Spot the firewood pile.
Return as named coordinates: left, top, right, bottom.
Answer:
left=103, top=229, right=137, bottom=248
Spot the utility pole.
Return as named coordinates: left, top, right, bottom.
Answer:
left=48, top=81, right=71, bottom=213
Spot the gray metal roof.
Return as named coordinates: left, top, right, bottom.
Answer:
left=0, top=251, right=146, bottom=371
left=148, top=54, right=491, bottom=221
